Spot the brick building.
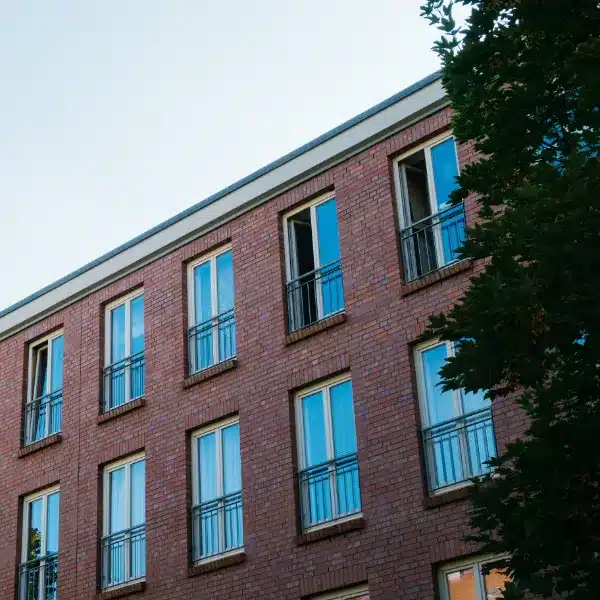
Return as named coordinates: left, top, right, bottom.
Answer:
left=0, top=72, right=520, bottom=600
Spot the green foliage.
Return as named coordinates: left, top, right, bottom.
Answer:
left=419, top=0, right=600, bottom=598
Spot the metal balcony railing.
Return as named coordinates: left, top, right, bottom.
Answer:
left=400, top=204, right=466, bottom=282
left=191, top=491, right=243, bottom=561
left=187, top=309, right=236, bottom=375
left=19, top=553, right=58, bottom=600
left=299, top=453, right=361, bottom=530
left=23, top=391, right=62, bottom=446
left=422, top=407, right=496, bottom=492
left=287, top=261, right=344, bottom=333
left=100, top=524, right=146, bottom=590
left=102, top=351, right=145, bottom=413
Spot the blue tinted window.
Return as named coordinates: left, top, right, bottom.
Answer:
left=431, top=138, right=459, bottom=211
left=130, top=296, right=144, bottom=355
left=130, top=460, right=145, bottom=527
left=46, top=492, right=60, bottom=554
left=222, top=424, right=241, bottom=495
left=198, top=432, right=218, bottom=503
left=330, top=381, right=356, bottom=457
left=422, top=344, right=456, bottom=425
left=194, top=262, right=213, bottom=324
left=301, top=391, right=327, bottom=467
left=315, top=198, right=341, bottom=266
left=216, top=251, right=234, bottom=314
left=110, top=305, right=126, bottom=363
left=50, top=336, right=63, bottom=392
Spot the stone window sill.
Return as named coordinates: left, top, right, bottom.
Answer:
left=18, top=433, right=63, bottom=458
left=183, top=358, right=237, bottom=389
left=401, top=259, right=473, bottom=296
left=98, top=580, right=145, bottom=599
left=285, top=312, right=346, bottom=345
left=296, top=515, right=365, bottom=545
left=98, top=397, right=145, bottom=424
left=423, top=483, right=472, bottom=509
left=188, top=551, right=246, bottom=576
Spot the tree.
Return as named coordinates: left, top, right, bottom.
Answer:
left=418, top=1, right=600, bottom=598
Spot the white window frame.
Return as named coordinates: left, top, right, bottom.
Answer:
left=104, top=289, right=145, bottom=406
left=392, top=132, right=461, bottom=277
left=187, top=244, right=235, bottom=374
left=102, top=452, right=146, bottom=587
left=283, top=191, right=342, bottom=324
left=190, top=416, right=243, bottom=563
left=438, top=554, right=510, bottom=600
left=414, top=338, right=495, bottom=494
left=294, top=374, right=361, bottom=531
left=312, top=585, right=369, bottom=600
left=20, top=485, right=60, bottom=600
left=26, top=330, right=64, bottom=441
left=21, top=485, right=61, bottom=563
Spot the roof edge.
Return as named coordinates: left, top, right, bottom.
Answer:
left=0, top=70, right=443, bottom=320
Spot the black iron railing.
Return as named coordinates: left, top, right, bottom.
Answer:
left=100, top=524, right=146, bottom=589
left=287, top=261, right=344, bottom=333
left=422, top=407, right=496, bottom=491
left=102, top=351, right=145, bottom=413
left=400, top=204, right=466, bottom=282
left=19, top=553, right=58, bottom=600
left=191, top=491, right=243, bottom=561
left=23, top=390, right=62, bottom=446
left=187, top=309, right=236, bottom=375
left=299, top=453, right=361, bottom=530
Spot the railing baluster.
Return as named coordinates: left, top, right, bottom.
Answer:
left=287, top=262, right=344, bottom=333
left=102, top=352, right=145, bottom=413
left=299, top=454, right=361, bottom=530
left=19, top=554, right=58, bottom=600
left=101, top=525, right=145, bottom=590
left=423, top=408, right=496, bottom=492
left=401, top=204, right=466, bottom=282
left=23, top=390, right=63, bottom=446
left=187, top=310, right=236, bottom=376
left=191, top=491, right=243, bottom=562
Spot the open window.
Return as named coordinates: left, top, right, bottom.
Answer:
left=284, top=193, right=344, bottom=333
left=25, top=332, right=63, bottom=446
left=394, top=134, right=466, bottom=281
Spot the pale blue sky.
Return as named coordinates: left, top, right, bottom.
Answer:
left=0, top=1, right=448, bottom=311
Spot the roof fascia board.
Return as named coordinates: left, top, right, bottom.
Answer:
left=0, top=75, right=446, bottom=340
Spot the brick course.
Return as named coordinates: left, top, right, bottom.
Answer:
left=0, top=106, right=524, bottom=600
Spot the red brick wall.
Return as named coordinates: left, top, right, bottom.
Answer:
left=0, top=106, right=521, bottom=600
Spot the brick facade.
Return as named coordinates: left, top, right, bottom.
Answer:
left=0, top=105, right=521, bottom=600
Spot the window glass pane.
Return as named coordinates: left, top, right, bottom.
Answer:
left=27, top=498, right=44, bottom=560
left=330, top=381, right=356, bottom=457
left=33, top=346, right=48, bottom=399
left=194, top=262, right=213, bottom=324
left=130, top=460, right=145, bottom=527
left=315, top=198, right=341, bottom=266
left=422, top=344, right=456, bottom=425
left=110, top=304, right=126, bottom=364
left=46, top=492, right=60, bottom=554
left=446, top=567, right=477, bottom=600
left=430, top=138, right=459, bottom=211
left=222, top=424, right=241, bottom=495
left=216, top=251, right=234, bottom=314
left=109, top=467, right=126, bottom=534
left=301, top=391, right=328, bottom=467
left=484, top=567, right=511, bottom=599
left=198, top=432, right=218, bottom=502
left=50, top=336, right=63, bottom=392
left=130, top=296, right=145, bottom=355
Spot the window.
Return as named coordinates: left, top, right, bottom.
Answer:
left=295, top=376, right=361, bottom=530
left=19, top=486, right=60, bottom=600
left=312, top=586, right=369, bottom=600
left=101, top=454, right=146, bottom=589
left=415, top=340, right=496, bottom=493
left=103, top=291, right=145, bottom=412
left=24, top=331, right=63, bottom=446
left=393, top=134, right=466, bottom=281
left=284, top=193, right=344, bottom=333
left=187, top=246, right=236, bottom=375
left=439, top=556, right=511, bottom=600
left=191, top=418, right=243, bottom=562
